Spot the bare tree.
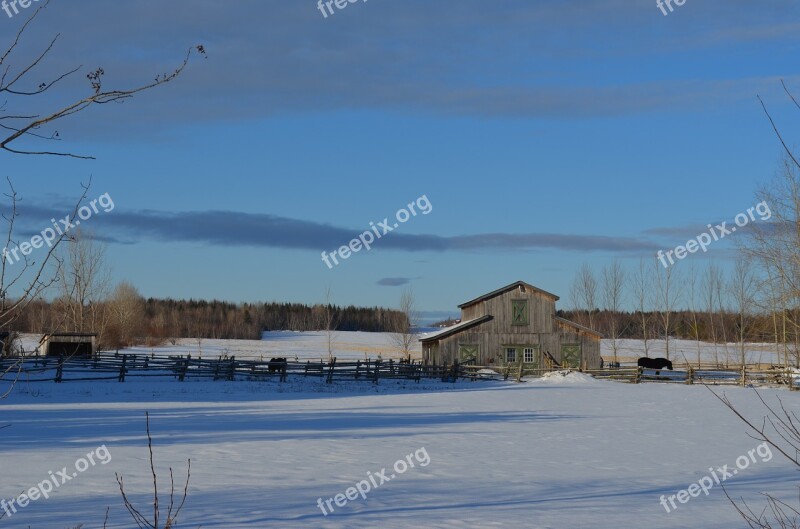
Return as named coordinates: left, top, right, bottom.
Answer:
left=313, top=286, right=338, bottom=361
left=687, top=264, right=704, bottom=367
left=744, top=155, right=800, bottom=367
left=54, top=230, right=111, bottom=340
left=570, top=262, right=598, bottom=329
left=711, top=387, right=800, bottom=529
left=108, top=281, right=145, bottom=348
left=633, top=257, right=653, bottom=357
left=601, top=260, right=626, bottom=364
left=392, top=288, right=418, bottom=361
left=730, top=258, right=757, bottom=366
left=115, top=412, right=191, bottom=529
left=0, top=1, right=202, bottom=398
left=0, top=1, right=205, bottom=159
left=654, top=259, right=680, bottom=360
left=702, top=263, right=724, bottom=365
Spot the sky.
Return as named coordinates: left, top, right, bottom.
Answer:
left=0, top=0, right=798, bottom=320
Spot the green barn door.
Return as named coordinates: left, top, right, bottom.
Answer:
left=459, top=345, right=479, bottom=364
left=561, top=344, right=582, bottom=368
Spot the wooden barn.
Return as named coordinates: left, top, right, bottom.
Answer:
left=420, top=281, right=601, bottom=369
left=39, top=332, right=97, bottom=358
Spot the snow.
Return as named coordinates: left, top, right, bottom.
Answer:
left=538, top=370, right=598, bottom=384
left=1, top=333, right=799, bottom=528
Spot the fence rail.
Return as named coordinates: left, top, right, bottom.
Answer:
left=1, top=354, right=797, bottom=389
left=0, top=354, right=484, bottom=385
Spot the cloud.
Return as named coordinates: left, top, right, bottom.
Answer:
left=3, top=0, right=798, bottom=145
left=13, top=203, right=659, bottom=255
left=377, top=277, right=413, bottom=287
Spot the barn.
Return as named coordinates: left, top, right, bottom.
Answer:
left=420, top=281, right=601, bottom=369
left=39, top=332, right=98, bottom=358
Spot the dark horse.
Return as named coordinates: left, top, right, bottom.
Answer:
left=637, top=357, right=673, bottom=375
left=268, top=357, right=287, bottom=373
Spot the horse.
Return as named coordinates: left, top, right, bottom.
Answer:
left=268, top=357, right=287, bottom=373
left=637, top=357, right=673, bottom=375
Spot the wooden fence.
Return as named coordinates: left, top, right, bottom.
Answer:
left=0, top=354, right=496, bottom=385
left=1, top=354, right=796, bottom=389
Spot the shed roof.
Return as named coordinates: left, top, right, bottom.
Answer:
left=458, top=280, right=559, bottom=309
left=554, top=316, right=603, bottom=338
left=419, top=315, right=494, bottom=343
left=39, top=332, right=98, bottom=344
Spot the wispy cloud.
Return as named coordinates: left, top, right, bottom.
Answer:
left=377, top=277, right=414, bottom=287
left=15, top=203, right=660, bottom=254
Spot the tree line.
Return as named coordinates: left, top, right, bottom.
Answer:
left=9, top=290, right=406, bottom=351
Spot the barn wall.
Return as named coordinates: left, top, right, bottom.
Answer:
left=460, top=288, right=555, bottom=332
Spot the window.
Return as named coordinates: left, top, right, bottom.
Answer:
left=505, top=347, right=517, bottom=363
left=504, top=345, right=539, bottom=365
left=511, top=299, right=529, bottom=326
left=524, top=348, right=536, bottom=363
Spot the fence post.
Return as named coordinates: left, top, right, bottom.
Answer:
left=634, top=366, right=641, bottom=384
left=516, top=358, right=523, bottom=383
left=179, top=354, right=190, bottom=382
left=327, top=357, right=336, bottom=384
left=227, top=356, right=236, bottom=381
left=373, top=359, right=380, bottom=384
left=741, top=365, right=747, bottom=388
left=118, top=354, right=127, bottom=382
left=686, top=366, right=694, bottom=385
left=55, top=355, right=63, bottom=383
left=280, top=361, right=287, bottom=383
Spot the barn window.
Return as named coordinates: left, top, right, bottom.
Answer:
left=524, top=348, right=536, bottom=363
left=505, top=347, right=517, bottom=363
left=511, top=299, right=529, bottom=326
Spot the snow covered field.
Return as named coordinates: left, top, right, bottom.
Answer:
left=2, top=332, right=799, bottom=528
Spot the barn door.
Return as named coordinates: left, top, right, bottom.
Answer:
left=459, top=345, right=478, bottom=364
left=561, top=344, right=582, bottom=368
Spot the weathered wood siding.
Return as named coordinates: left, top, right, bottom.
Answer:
left=461, top=288, right=555, bottom=332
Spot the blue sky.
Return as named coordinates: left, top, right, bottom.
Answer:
left=1, top=0, right=798, bottom=319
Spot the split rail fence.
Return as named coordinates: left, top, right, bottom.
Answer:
left=0, top=354, right=797, bottom=389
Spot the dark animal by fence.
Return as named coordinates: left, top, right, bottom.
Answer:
left=637, top=357, right=673, bottom=374
left=268, top=357, right=287, bottom=373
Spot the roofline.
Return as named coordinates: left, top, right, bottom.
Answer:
left=554, top=316, right=603, bottom=338
left=419, top=315, right=494, bottom=343
left=458, top=281, right=559, bottom=309
left=39, top=332, right=98, bottom=344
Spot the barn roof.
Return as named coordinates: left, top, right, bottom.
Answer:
left=458, top=280, right=559, bottom=309
left=419, top=315, right=494, bottom=343
left=554, top=316, right=603, bottom=338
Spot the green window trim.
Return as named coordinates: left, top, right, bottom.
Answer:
left=502, top=345, right=540, bottom=366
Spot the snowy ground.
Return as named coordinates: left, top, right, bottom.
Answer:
left=2, top=333, right=799, bottom=528
left=20, top=330, right=424, bottom=362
